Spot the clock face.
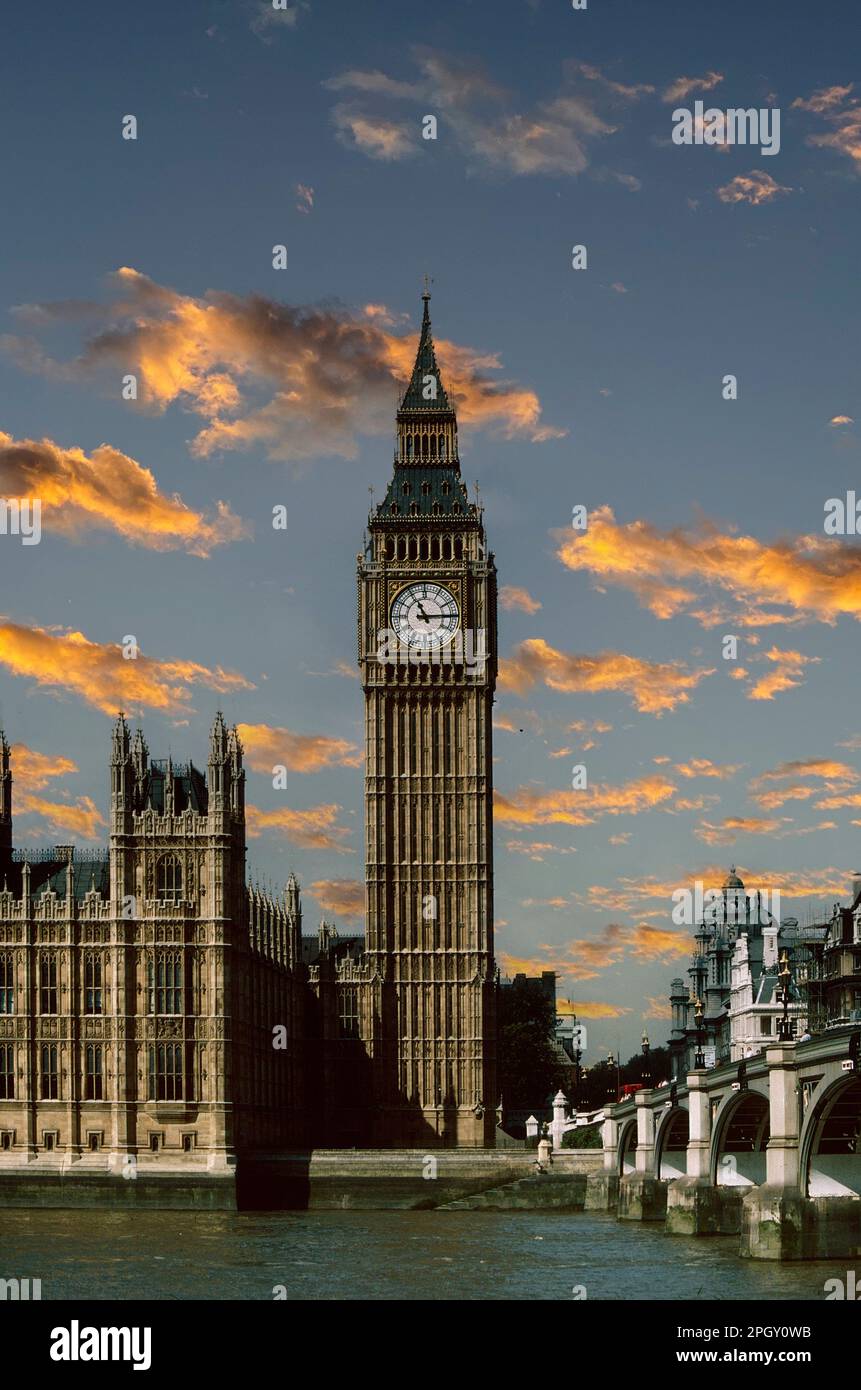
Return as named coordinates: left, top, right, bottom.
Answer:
left=391, top=581, right=460, bottom=649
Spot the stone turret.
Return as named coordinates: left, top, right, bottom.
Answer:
left=0, top=730, right=11, bottom=872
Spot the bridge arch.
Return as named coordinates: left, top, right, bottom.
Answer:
left=656, top=1105, right=689, bottom=1180
left=711, top=1089, right=770, bottom=1188
left=801, top=1075, right=861, bottom=1198
left=618, top=1116, right=638, bottom=1176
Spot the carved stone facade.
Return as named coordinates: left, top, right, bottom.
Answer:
left=0, top=720, right=306, bottom=1172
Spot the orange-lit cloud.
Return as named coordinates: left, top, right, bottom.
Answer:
left=643, top=996, right=672, bottom=1021
left=500, top=637, right=713, bottom=715
left=15, top=791, right=105, bottom=841
left=748, top=758, right=858, bottom=810
left=0, top=620, right=251, bottom=715
left=694, top=816, right=787, bottom=846
left=9, top=743, right=77, bottom=791
left=716, top=170, right=792, bottom=205
left=499, top=585, right=542, bottom=614
left=662, top=71, right=724, bottom=103
left=674, top=758, right=743, bottom=780
left=245, top=803, right=354, bottom=853
left=746, top=647, right=820, bottom=701
left=308, top=878, right=364, bottom=919
left=2, top=267, right=560, bottom=459
left=583, top=865, right=850, bottom=917
left=237, top=722, right=363, bottom=773
left=0, top=430, right=247, bottom=555
left=495, top=773, right=677, bottom=827
left=830, top=415, right=854, bottom=426
left=505, top=838, right=577, bottom=861
left=556, top=504, right=861, bottom=629
left=793, top=86, right=861, bottom=171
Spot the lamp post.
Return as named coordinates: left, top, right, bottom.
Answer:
left=694, top=996, right=705, bottom=1069
left=777, top=951, right=794, bottom=1042
left=572, top=1014, right=583, bottom=1110
left=641, top=1030, right=651, bottom=1087
left=606, top=1052, right=619, bottom=1103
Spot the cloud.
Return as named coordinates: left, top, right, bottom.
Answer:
left=746, top=646, right=820, bottom=701
left=500, top=636, right=714, bottom=714
left=15, top=791, right=106, bottom=841
left=494, top=773, right=677, bottom=827
left=830, top=415, right=854, bottom=426
left=662, top=71, right=724, bottom=103
left=643, top=997, right=672, bottom=1020
left=295, top=183, right=314, bottom=214
left=331, top=106, right=415, bottom=160
left=568, top=62, right=655, bottom=102
left=694, top=815, right=787, bottom=846
left=748, top=757, right=858, bottom=809
left=8, top=743, right=77, bottom=791
left=2, top=267, right=560, bottom=460
left=0, top=620, right=251, bottom=715
left=716, top=170, right=792, bottom=205
left=0, top=430, right=247, bottom=555
left=505, top=838, right=577, bottom=861
left=499, top=920, right=687, bottom=986
left=250, top=1, right=307, bottom=40
left=792, top=85, right=861, bottom=171
left=245, top=803, right=353, bottom=853
left=674, top=758, right=743, bottom=780
left=237, top=722, right=362, bottom=773
left=556, top=504, right=861, bottom=629
left=325, top=49, right=620, bottom=179
left=792, top=85, right=854, bottom=114
left=307, top=877, right=364, bottom=919
left=499, top=585, right=542, bottom=613
left=583, top=865, right=851, bottom=919
left=4, top=743, right=103, bottom=841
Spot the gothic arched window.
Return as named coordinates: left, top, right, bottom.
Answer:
left=0, top=953, right=12, bottom=1015
left=439, top=436, right=447, bottom=460
left=157, top=855, right=183, bottom=903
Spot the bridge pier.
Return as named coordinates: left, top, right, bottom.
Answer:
left=618, top=1090, right=667, bottom=1220
left=584, top=1112, right=620, bottom=1210
left=666, top=1072, right=724, bottom=1235
left=740, top=1042, right=807, bottom=1259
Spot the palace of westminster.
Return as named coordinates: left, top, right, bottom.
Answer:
left=3, top=297, right=856, bottom=1182
left=0, top=293, right=499, bottom=1171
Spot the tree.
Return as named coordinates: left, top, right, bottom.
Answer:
left=497, top=978, right=567, bottom=1110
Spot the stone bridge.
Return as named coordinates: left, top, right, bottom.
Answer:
left=585, top=1030, right=861, bottom=1259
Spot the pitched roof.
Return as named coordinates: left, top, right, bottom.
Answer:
left=398, top=293, right=452, bottom=414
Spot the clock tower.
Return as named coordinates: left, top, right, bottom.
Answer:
left=358, top=289, right=497, bottom=1147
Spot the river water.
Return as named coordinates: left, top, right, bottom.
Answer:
left=0, top=1209, right=847, bottom=1300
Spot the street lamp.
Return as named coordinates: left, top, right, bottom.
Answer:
left=572, top=1014, right=583, bottom=1110
left=694, top=997, right=705, bottom=1069
left=606, top=1052, right=619, bottom=1103
left=777, top=951, right=794, bottom=1042
left=641, top=1030, right=651, bottom=1086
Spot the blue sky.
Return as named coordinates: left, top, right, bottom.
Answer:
left=2, top=0, right=861, bottom=1060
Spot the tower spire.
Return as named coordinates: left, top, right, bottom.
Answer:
left=399, top=286, right=452, bottom=415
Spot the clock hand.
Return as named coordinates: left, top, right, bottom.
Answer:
left=415, top=602, right=431, bottom=622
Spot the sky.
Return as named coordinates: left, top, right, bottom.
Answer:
left=2, top=0, right=861, bottom=1062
